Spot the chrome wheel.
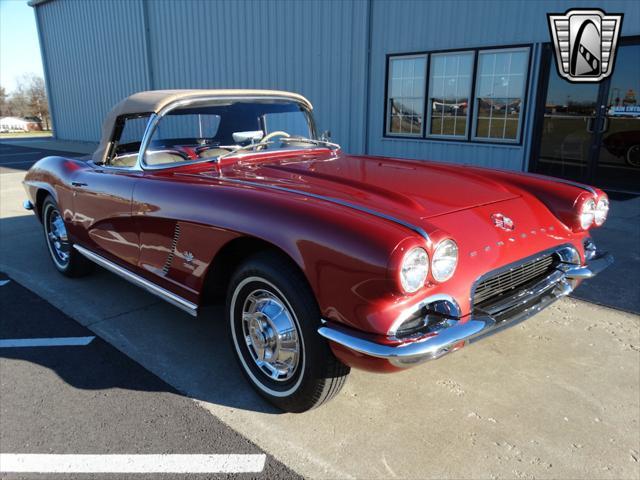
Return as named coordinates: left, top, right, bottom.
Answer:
left=44, top=205, right=70, bottom=268
left=241, top=289, right=300, bottom=381
left=627, top=145, right=640, bottom=168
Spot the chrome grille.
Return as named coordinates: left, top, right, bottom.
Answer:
left=474, top=254, right=557, bottom=306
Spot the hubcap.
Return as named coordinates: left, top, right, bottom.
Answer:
left=46, top=207, right=70, bottom=266
left=628, top=145, right=640, bottom=167
left=241, top=289, right=300, bottom=382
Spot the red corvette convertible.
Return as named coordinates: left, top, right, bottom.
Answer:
left=23, top=90, right=613, bottom=412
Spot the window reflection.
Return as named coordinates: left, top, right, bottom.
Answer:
left=387, top=56, right=427, bottom=135
left=427, top=52, right=473, bottom=137
left=474, top=48, right=529, bottom=141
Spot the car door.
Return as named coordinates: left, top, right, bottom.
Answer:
left=70, top=164, right=140, bottom=267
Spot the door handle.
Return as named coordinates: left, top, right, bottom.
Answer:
left=71, top=182, right=88, bottom=187
left=586, top=117, right=595, bottom=133
left=599, top=117, right=609, bottom=133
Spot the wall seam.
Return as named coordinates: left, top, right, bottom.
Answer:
left=32, top=6, right=57, bottom=137
left=141, top=0, right=155, bottom=90
left=363, top=0, right=373, bottom=155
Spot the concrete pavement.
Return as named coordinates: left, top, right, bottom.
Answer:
left=0, top=152, right=638, bottom=478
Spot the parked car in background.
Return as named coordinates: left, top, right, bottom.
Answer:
left=23, top=90, right=613, bottom=412
left=603, top=129, right=640, bottom=167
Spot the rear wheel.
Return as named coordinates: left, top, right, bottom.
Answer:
left=227, top=251, right=349, bottom=412
left=42, top=196, right=92, bottom=277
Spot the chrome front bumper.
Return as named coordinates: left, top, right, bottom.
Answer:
left=318, top=249, right=613, bottom=368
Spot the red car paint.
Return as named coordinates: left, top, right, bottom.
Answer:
left=23, top=148, right=604, bottom=372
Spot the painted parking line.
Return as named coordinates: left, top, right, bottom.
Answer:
left=0, top=454, right=267, bottom=474
left=0, top=336, right=95, bottom=348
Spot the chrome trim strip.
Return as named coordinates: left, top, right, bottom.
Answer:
left=220, top=178, right=431, bottom=244
left=73, top=245, right=198, bottom=316
left=565, top=251, right=613, bottom=279
left=387, top=293, right=461, bottom=336
left=519, top=171, right=597, bottom=195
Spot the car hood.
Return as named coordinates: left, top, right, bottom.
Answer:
left=221, top=152, right=520, bottom=220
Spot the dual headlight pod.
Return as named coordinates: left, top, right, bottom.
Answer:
left=399, top=239, right=459, bottom=293
left=578, top=195, right=609, bottom=230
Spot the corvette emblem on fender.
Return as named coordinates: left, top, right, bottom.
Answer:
left=491, top=213, right=515, bottom=231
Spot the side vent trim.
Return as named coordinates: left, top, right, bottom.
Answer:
left=162, top=223, right=181, bottom=275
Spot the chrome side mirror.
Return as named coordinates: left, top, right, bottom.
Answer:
left=320, top=130, right=332, bottom=142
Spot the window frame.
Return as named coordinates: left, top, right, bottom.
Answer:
left=425, top=50, right=475, bottom=140
left=471, top=46, right=531, bottom=144
left=382, top=44, right=533, bottom=145
left=384, top=53, right=428, bottom=137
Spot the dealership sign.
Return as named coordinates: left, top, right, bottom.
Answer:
left=548, top=9, right=623, bottom=83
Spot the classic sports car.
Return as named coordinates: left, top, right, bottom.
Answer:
left=23, top=89, right=613, bottom=412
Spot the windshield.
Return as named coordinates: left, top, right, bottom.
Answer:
left=139, top=99, right=323, bottom=167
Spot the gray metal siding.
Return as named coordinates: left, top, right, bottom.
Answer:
left=36, top=0, right=150, bottom=142
left=366, top=0, right=640, bottom=169
left=143, top=0, right=368, bottom=153
left=36, top=0, right=369, bottom=152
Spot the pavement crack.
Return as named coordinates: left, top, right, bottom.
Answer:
left=88, top=301, right=162, bottom=325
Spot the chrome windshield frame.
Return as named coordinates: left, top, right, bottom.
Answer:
left=135, top=95, right=318, bottom=171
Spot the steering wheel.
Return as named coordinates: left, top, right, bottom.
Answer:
left=261, top=131, right=290, bottom=143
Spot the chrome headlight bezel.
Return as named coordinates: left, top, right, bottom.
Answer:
left=431, top=239, right=459, bottom=282
left=594, top=197, right=609, bottom=226
left=579, top=198, right=596, bottom=230
left=399, top=247, right=429, bottom=294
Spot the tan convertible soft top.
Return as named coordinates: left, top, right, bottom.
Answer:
left=93, top=89, right=313, bottom=164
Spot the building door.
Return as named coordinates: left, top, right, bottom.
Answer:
left=531, top=40, right=640, bottom=192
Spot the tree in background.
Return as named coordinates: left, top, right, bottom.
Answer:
left=0, top=74, right=51, bottom=130
left=0, top=86, right=7, bottom=116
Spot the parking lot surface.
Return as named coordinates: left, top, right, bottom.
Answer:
left=0, top=142, right=87, bottom=175
left=1, top=143, right=639, bottom=479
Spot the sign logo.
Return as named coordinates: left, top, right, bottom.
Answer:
left=547, top=9, right=623, bottom=83
left=491, top=213, right=515, bottom=231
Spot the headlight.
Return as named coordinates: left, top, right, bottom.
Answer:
left=594, top=197, right=609, bottom=226
left=579, top=198, right=596, bottom=230
left=400, top=247, right=429, bottom=293
left=432, top=239, right=458, bottom=282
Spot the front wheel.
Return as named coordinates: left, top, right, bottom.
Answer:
left=227, top=252, right=349, bottom=412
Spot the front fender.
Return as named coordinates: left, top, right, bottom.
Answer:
left=132, top=174, right=415, bottom=334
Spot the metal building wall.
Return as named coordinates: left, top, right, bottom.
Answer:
left=144, top=0, right=369, bottom=153
left=34, top=0, right=369, bottom=153
left=366, top=0, right=640, bottom=171
left=34, top=0, right=150, bottom=142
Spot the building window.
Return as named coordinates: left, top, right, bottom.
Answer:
left=384, top=45, right=531, bottom=143
left=386, top=55, right=427, bottom=136
left=473, top=47, right=529, bottom=142
left=427, top=51, right=474, bottom=138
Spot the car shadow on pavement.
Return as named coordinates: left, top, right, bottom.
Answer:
left=0, top=215, right=282, bottom=415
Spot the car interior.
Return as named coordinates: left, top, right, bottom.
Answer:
left=103, top=100, right=316, bottom=169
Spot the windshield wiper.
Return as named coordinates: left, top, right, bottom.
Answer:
left=280, top=137, right=341, bottom=150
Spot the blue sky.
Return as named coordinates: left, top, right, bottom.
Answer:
left=1, top=0, right=44, bottom=93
